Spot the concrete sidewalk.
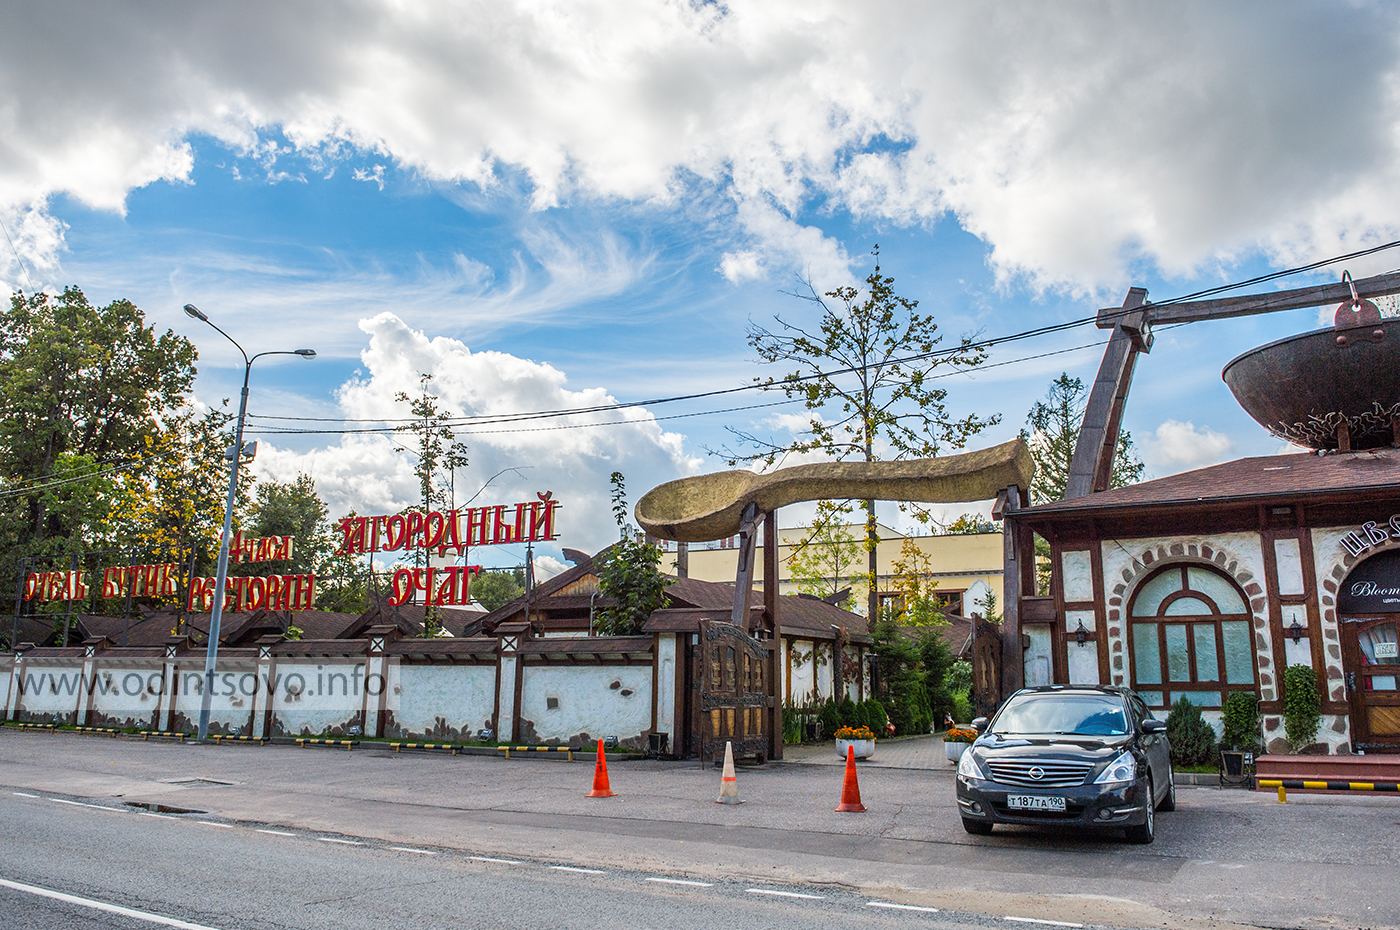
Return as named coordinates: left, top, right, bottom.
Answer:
left=2, top=729, right=1397, bottom=930
left=782, top=733, right=955, bottom=770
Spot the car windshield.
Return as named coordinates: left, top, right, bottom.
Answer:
left=991, top=693, right=1129, bottom=736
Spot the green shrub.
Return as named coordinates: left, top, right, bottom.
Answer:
left=920, top=632, right=956, bottom=728
left=782, top=704, right=803, bottom=745
left=950, top=691, right=973, bottom=725
left=818, top=698, right=841, bottom=738
left=838, top=694, right=859, bottom=729
left=1220, top=691, right=1261, bottom=753
left=1283, top=664, right=1321, bottom=751
left=1165, top=696, right=1217, bottom=766
left=862, top=698, right=888, bottom=733
left=945, top=659, right=973, bottom=696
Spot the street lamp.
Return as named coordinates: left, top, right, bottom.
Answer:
left=183, top=303, right=315, bottom=742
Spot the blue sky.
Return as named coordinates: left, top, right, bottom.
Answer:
left=3, top=3, right=1399, bottom=566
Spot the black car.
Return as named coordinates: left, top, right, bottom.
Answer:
left=955, top=685, right=1174, bottom=843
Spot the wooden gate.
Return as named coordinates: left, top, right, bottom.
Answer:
left=696, top=619, right=770, bottom=763
left=971, top=615, right=1003, bottom=719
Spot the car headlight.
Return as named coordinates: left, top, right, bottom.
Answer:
left=957, top=746, right=988, bottom=781
left=1093, top=750, right=1138, bottom=785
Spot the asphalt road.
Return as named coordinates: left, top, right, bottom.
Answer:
left=0, top=792, right=1016, bottom=930
left=3, top=732, right=1398, bottom=929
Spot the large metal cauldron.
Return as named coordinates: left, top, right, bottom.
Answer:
left=1222, top=315, right=1400, bottom=451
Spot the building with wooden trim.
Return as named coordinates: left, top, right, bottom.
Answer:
left=1002, top=448, right=1400, bottom=754
left=658, top=524, right=1003, bottom=617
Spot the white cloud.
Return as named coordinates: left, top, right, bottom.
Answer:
left=4, top=3, right=1399, bottom=291
left=250, top=312, right=701, bottom=557
left=1143, top=419, right=1235, bottom=473
left=533, top=554, right=568, bottom=581
left=719, top=250, right=763, bottom=283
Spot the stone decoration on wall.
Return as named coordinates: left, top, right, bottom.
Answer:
left=1099, top=534, right=1274, bottom=740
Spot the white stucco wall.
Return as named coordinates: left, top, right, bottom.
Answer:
left=518, top=665, right=653, bottom=748
left=1098, top=532, right=1276, bottom=702
left=788, top=639, right=816, bottom=705
left=88, top=661, right=164, bottom=729
left=814, top=641, right=833, bottom=700
left=266, top=661, right=368, bottom=737
left=393, top=664, right=495, bottom=740
left=11, top=660, right=83, bottom=721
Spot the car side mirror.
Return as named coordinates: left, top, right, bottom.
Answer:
left=971, top=716, right=988, bottom=733
left=1141, top=719, right=1167, bottom=734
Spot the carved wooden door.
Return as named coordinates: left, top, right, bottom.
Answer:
left=1342, top=616, right=1400, bottom=751
left=972, top=616, right=1003, bottom=718
left=698, top=620, right=770, bottom=763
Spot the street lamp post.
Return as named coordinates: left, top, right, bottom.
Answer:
left=183, top=303, right=315, bottom=742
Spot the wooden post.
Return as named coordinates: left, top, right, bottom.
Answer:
left=730, top=502, right=761, bottom=628
left=995, top=485, right=1024, bottom=699
left=764, top=510, right=783, bottom=760
left=1066, top=288, right=1150, bottom=499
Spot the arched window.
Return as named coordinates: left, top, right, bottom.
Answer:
left=1127, top=564, right=1256, bottom=709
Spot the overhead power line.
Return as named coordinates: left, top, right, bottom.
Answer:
left=242, top=238, right=1400, bottom=439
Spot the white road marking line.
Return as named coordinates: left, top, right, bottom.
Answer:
left=317, top=838, right=364, bottom=846
left=11, top=792, right=39, bottom=798
left=468, top=856, right=521, bottom=865
left=747, top=889, right=825, bottom=900
left=646, top=878, right=713, bottom=887
left=195, top=821, right=231, bottom=829
left=389, top=846, right=437, bottom=855
left=868, top=902, right=940, bottom=913
left=0, top=877, right=223, bottom=930
left=551, top=866, right=604, bottom=874
left=139, top=812, right=177, bottom=820
left=1005, top=918, right=1083, bottom=928
left=255, top=829, right=296, bottom=837
left=49, top=798, right=121, bottom=812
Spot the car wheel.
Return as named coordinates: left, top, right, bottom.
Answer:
left=1125, top=777, right=1155, bottom=844
left=962, top=817, right=993, bottom=836
left=1157, top=763, right=1176, bottom=812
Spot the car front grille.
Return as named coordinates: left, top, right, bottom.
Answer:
left=985, top=759, right=1094, bottom=788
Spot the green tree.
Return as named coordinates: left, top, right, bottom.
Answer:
left=941, top=513, right=997, bottom=534
left=1024, top=373, right=1143, bottom=506
left=1024, top=373, right=1144, bottom=592
left=784, top=501, right=861, bottom=605
left=113, top=405, right=244, bottom=619
left=0, top=287, right=195, bottom=551
left=393, top=372, right=470, bottom=570
left=245, top=474, right=330, bottom=575
left=593, top=473, right=670, bottom=636
left=471, top=568, right=525, bottom=612
left=723, top=246, right=998, bottom=619
left=870, top=615, right=931, bottom=735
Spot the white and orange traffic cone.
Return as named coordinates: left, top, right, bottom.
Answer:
left=716, top=741, right=743, bottom=805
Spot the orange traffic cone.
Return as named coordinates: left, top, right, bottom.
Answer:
left=587, top=738, right=616, bottom=798
left=834, top=743, right=866, bottom=812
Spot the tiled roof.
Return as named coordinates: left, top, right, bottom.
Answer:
left=1020, top=449, right=1400, bottom=519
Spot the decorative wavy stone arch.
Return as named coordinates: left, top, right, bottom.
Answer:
left=1104, top=541, right=1273, bottom=698
left=1318, top=536, right=1400, bottom=704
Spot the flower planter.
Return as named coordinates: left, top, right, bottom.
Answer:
left=836, top=737, right=875, bottom=760
left=944, top=741, right=969, bottom=763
